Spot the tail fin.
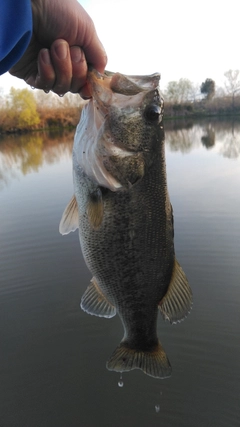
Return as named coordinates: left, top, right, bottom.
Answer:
left=106, top=341, right=171, bottom=379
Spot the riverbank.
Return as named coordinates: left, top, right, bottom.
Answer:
left=1, top=93, right=240, bottom=135
left=0, top=106, right=82, bottom=135
left=164, top=96, right=240, bottom=120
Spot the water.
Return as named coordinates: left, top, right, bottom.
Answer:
left=118, top=374, right=124, bottom=388
left=0, top=120, right=240, bottom=426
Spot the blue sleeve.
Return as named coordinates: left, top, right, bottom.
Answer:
left=0, top=0, right=32, bottom=75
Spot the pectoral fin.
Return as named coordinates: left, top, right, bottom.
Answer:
left=80, top=277, right=116, bottom=318
left=159, top=258, right=192, bottom=324
left=87, top=188, right=104, bottom=229
left=59, top=195, right=79, bottom=235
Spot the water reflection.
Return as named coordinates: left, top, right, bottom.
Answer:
left=165, top=118, right=240, bottom=159
left=201, top=125, right=215, bottom=149
left=0, top=130, right=74, bottom=189
left=220, top=123, right=240, bottom=159
left=1, top=120, right=240, bottom=191
left=165, top=126, right=201, bottom=153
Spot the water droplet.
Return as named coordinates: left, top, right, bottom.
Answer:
left=155, top=404, right=160, bottom=413
left=31, top=86, right=35, bottom=90
left=118, top=373, right=124, bottom=387
left=44, top=90, right=50, bottom=94
left=58, top=94, right=64, bottom=97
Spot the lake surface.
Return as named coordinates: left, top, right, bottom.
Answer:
left=0, top=120, right=240, bottom=427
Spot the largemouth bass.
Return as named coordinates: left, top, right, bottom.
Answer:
left=59, top=69, right=192, bottom=379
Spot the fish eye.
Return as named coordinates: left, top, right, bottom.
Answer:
left=144, top=105, right=161, bottom=122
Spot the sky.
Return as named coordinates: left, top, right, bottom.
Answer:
left=1, top=0, right=239, bottom=94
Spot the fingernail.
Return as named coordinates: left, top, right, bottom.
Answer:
left=80, top=83, right=92, bottom=99
left=54, top=42, right=68, bottom=60
left=41, top=49, right=51, bottom=65
left=70, top=46, right=82, bottom=63
left=81, top=94, right=92, bottom=100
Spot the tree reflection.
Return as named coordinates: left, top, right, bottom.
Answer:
left=220, top=122, right=240, bottom=159
left=0, top=131, right=74, bottom=189
left=165, top=126, right=202, bottom=153
left=1, top=121, right=240, bottom=190
left=201, top=126, right=215, bottom=149
left=165, top=119, right=240, bottom=158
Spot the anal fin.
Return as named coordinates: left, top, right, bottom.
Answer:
left=159, top=258, right=193, bottom=324
left=80, top=277, right=116, bottom=318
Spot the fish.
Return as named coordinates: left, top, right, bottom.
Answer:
left=59, top=69, right=192, bottom=379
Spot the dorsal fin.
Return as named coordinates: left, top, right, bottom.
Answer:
left=159, top=258, right=193, bottom=324
left=81, top=277, right=116, bottom=318
left=59, top=195, right=79, bottom=235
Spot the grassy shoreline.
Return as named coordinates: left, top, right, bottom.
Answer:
left=1, top=96, right=240, bottom=135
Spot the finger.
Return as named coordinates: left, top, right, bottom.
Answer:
left=79, top=82, right=92, bottom=100
left=69, top=46, right=88, bottom=93
left=27, top=48, right=56, bottom=91
left=83, top=34, right=107, bottom=74
left=50, top=40, right=72, bottom=95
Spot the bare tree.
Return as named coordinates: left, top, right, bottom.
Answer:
left=224, top=69, right=240, bottom=107
left=165, top=78, right=195, bottom=103
left=0, top=87, right=6, bottom=108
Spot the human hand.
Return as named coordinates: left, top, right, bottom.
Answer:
left=9, top=0, right=107, bottom=97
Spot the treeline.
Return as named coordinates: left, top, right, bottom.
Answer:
left=164, top=95, right=240, bottom=119
left=0, top=69, right=240, bottom=133
left=163, top=69, right=240, bottom=118
left=0, top=87, right=84, bottom=133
